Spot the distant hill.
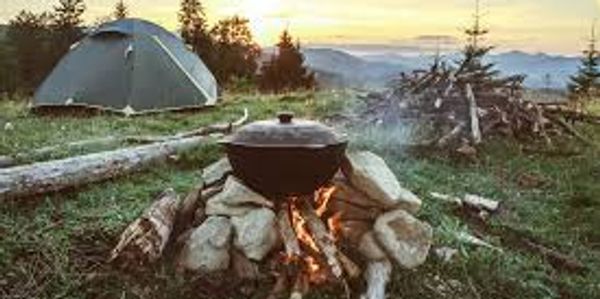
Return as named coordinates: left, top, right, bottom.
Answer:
left=262, top=47, right=407, bottom=89
left=361, top=50, right=580, bottom=89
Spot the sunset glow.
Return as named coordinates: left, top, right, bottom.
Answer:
left=1, top=0, right=599, bottom=54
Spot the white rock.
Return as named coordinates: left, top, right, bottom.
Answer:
left=359, top=231, right=388, bottom=261
left=434, top=247, right=458, bottom=263
left=231, top=208, right=279, bottom=261
left=206, top=176, right=273, bottom=217
left=360, top=259, right=392, bottom=299
left=342, top=151, right=421, bottom=213
left=178, top=216, right=232, bottom=272
left=374, top=209, right=433, bottom=269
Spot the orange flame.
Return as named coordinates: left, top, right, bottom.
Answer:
left=327, top=211, right=343, bottom=242
left=291, top=200, right=320, bottom=253
left=315, top=186, right=337, bottom=217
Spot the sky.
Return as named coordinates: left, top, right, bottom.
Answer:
left=0, top=0, right=599, bottom=55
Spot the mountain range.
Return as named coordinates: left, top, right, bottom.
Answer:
left=299, top=47, right=581, bottom=90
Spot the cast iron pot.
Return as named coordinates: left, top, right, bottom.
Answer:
left=220, top=112, right=348, bottom=198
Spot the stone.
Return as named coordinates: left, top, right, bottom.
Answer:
left=341, top=151, right=421, bottom=213
left=231, top=208, right=279, bottom=261
left=434, top=247, right=458, bottom=263
left=332, top=178, right=385, bottom=209
left=206, top=176, right=273, bottom=217
left=178, top=216, right=232, bottom=272
left=374, top=209, right=433, bottom=269
left=359, top=231, right=388, bottom=261
left=202, top=158, right=232, bottom=187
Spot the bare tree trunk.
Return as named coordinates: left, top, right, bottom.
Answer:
left=0, top=136, right=212, bottom=200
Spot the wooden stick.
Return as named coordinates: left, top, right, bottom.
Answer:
left=545, top=113, right=597, bottom=147
left=0, top=136, right=212, bottom=201
left=289, top=272, right=309, bottom=299
left=110, top=189, right=179, bottom=265
left=298, top=199, right=343, bottom=278
left=465, top=84, right=482, bottom=144
left=278, top=204, right=302, bottom=257
left=337, top=251, right=361, bottom=279
left=437, top=122, right=465, bottom=148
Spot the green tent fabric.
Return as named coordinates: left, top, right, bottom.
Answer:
left=34, top=18, right=218, bottom=114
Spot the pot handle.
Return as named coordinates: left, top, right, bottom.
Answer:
left=278, top=112, right=294, bottom=124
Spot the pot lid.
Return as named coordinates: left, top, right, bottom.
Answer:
left=223, top=112, right=347, bottom=148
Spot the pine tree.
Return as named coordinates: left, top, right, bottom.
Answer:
left=259, top=29, right=316, bottom=93
left=8, top=10, right=54, bottom=93
left=568, top=23, right=600, bottom=102
left=114, top=0, right=128, bottom=20
left=456, top=0, right=501, bottom=93
left=210, top=16, right=261, bottom=84
left=178, top=0, right=215, bottom=72
left=50, top=0, right=86, bottom=66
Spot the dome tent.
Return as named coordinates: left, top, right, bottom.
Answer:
left=34, top=18, right=218, bottom=115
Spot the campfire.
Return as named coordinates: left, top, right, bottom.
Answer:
left=109, top=113, right=433, bottom=299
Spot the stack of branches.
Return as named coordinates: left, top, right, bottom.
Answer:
left=360, top=59, right=599, bottom=151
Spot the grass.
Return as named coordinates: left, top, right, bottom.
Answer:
left=1, top=90, right=600, bottom=299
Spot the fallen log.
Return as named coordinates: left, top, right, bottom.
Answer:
left=278, top=204, right=302, bottom=258
left=110, top=189, right=180, bottom=266
left=0, top=136, right=212, bottom=201
left=0, top=108, right=249, bottom=168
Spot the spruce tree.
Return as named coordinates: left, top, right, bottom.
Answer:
left=178, top=0, right=214, bottom=72
left=51, top=0, right=86, bottom=66
left=568, top=24, right=600, bottom=102
left=259, top=29, right=315, bottom=93
left=114, top=0, right=128, bottom=20
left=456, top=0, right=500, bottom=93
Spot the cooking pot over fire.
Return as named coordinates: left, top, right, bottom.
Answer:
left=220, top=112, right=348, bottom=198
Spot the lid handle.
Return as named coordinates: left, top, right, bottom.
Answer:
left=278, top=112, right=294, bottom=124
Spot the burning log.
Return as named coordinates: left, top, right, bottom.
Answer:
left=278, top=204, right=302, bottom=257
left=297, top=198, right=344, bottom=278
left=110, top=189, right=180, bottom=266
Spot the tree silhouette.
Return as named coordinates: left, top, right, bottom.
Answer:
left=7, top=11, right=54, bottom=93
left=455, top=0, right=501, bottom=93
left=568, top=23, right=600, bottom=103
left=259, top=29, right=316, bottom=93
left=50, top=0, right=86, bottom=66
left=178, top=0, right=216, bottom=72
left=209, top=16, right=261, bottom=85
left=114, top=0, right=128, bottom=20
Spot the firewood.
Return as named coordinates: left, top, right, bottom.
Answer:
left=328, top=200, right=381, bottom=221
left=360, top=259, right=392, bottom=299
left=298, top=199, right=344, bottom=278
left=278, top=204, right=302, bottom=257
left=290, top=272, right=310, bottom=299
left=0, top=136, right=212, bottom=201
left=110, top=188, right=180, bottom=266
left=337, top=251, right=361, bottom=279
left=465, top=84, right=482, bottom=144
left=232, top=249, right=260, bottom=281
left=545, top=113, right=597, bottom=147
left=437, top=122, right=465, bottom=147
left=266, top=272, right=289, bottom=299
